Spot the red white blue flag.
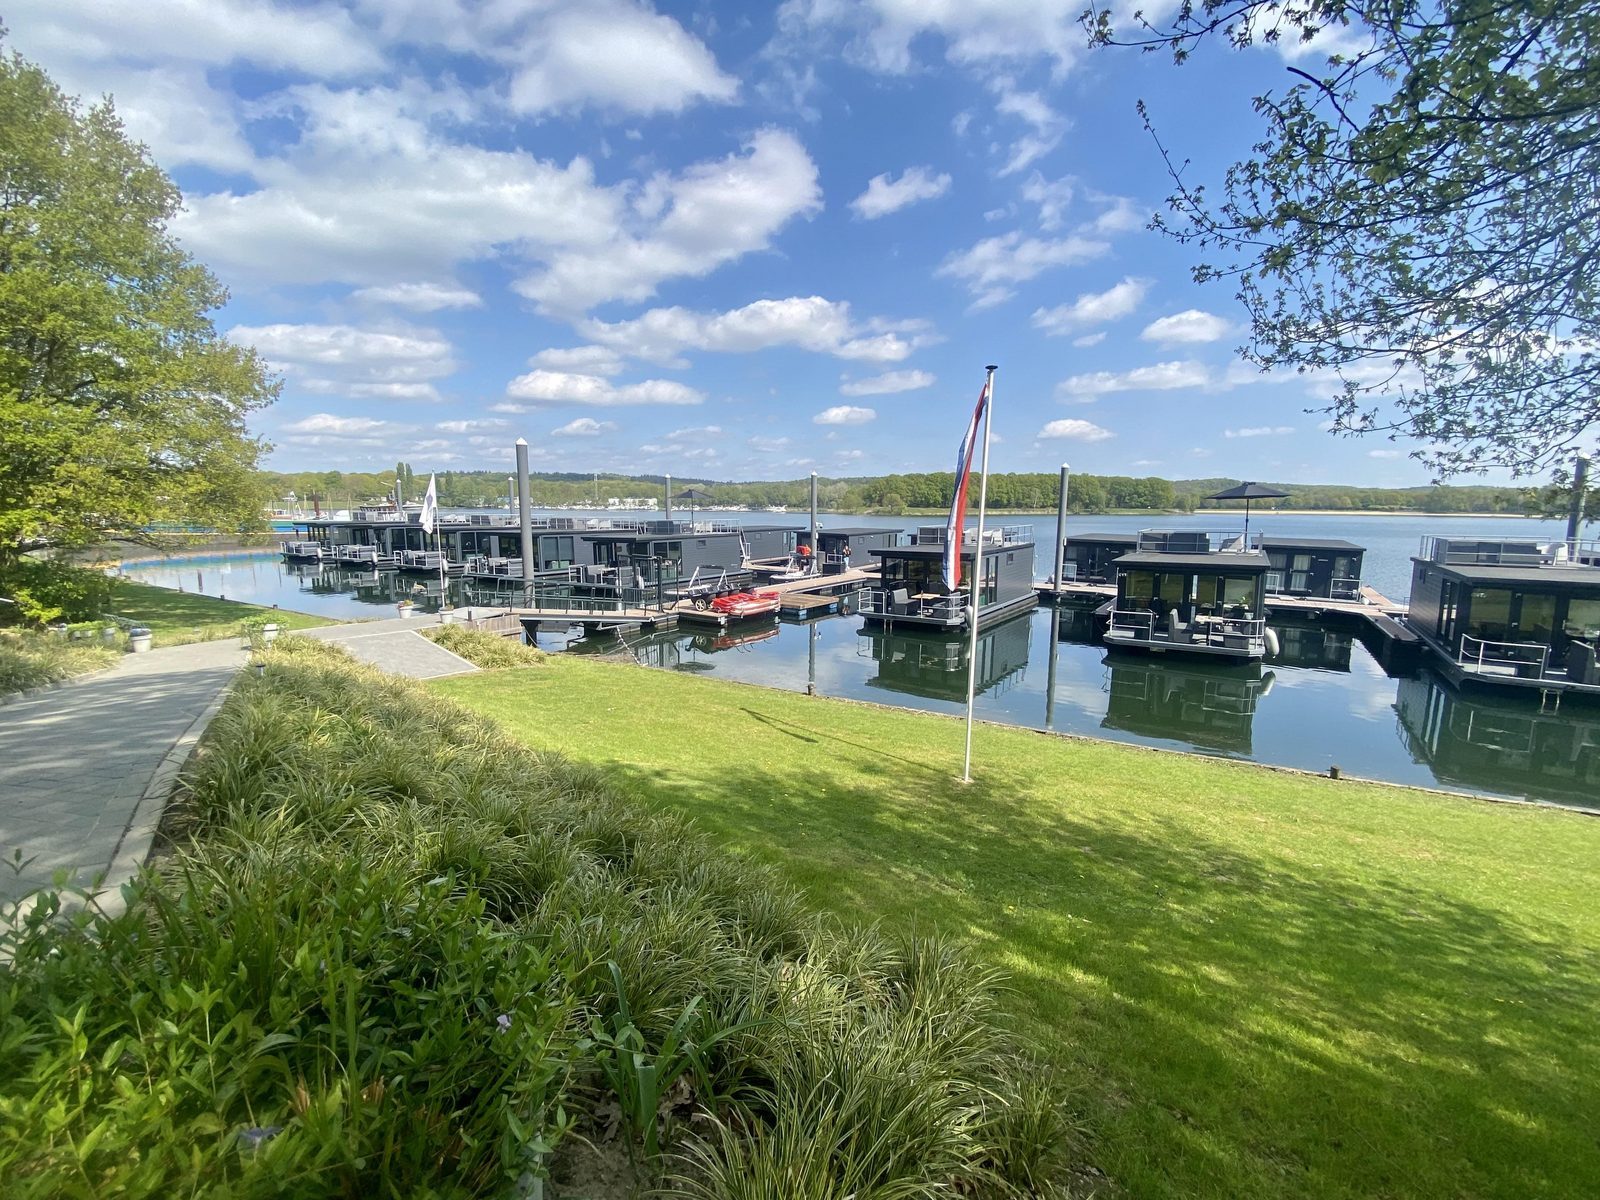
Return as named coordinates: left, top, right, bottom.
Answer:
left=942, top=377, right=991, bottom=591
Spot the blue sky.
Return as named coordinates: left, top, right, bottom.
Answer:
left=9, top=0, right=1452, bottom=485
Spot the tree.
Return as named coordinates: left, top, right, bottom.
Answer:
left=0, top=34, right=277, bottom=575
left=1087, top=1, right=1599, bottom=480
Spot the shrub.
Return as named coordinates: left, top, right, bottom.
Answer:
left=422, top=624, right=544, bottom=669
left=1, top=640, right=1079, bottom=1196
left=0, top=628, right=117, bottom=695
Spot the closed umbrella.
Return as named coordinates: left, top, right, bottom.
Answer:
left=1205, top=481, right=1290, bottom=542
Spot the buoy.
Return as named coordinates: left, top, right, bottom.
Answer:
left=1263, top=627, right=1280, bottom=658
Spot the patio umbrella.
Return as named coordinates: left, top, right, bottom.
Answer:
left=1205, top=481, right=1290, bottom=541
left=673, top=486, right=714, bottom=522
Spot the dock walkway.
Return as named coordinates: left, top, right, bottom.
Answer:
left=298, top=617, right=482, bottom=679
left=1, top=640, right=244, bottom=912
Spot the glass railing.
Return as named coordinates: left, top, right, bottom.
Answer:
left=1420, top=536, right=1600, bottom=567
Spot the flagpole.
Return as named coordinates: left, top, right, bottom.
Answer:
left=961, top=365, right=998, bottom=783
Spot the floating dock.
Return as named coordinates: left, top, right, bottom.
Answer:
left=776, top=591, right=844, bottom=618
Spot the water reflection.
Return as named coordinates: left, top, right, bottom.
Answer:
left=1101, top=656, right=1276, bottom=756
left=855, top=615, right=1032, bottom=702
left=1395, top=674, right=1600, bottom=808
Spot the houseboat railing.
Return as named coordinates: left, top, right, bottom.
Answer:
left=1330, top=575, right=1363, bottom=601
left=1420, top=535, right=1600, bottom=567
left=279, top=540, right=326, bottom=558
left=1458, top=634, right=1551, bottom=679
left=1264, top=572, right=1365, bottom=600
left=860, top=589, right=966, bottom=621
left=1134, top=529, right=1264, bottom=554
left=911, top=524, right=1033, bottom=547
left=1110, top=608, right=1268, bottom=653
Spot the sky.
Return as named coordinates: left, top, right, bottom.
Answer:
left=7, top=0, right=1459, bottom=486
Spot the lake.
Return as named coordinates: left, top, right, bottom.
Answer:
left=117, top=511, right=1600, bottom=810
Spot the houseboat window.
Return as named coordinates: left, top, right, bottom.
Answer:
left=1438, top=580, right=1458, bottom=641
left=1466, top=588, right=1513, bottom=641
left=1220, top=576, right=1257, bottom=609
left=1515, top=593, right=1557, bottom=643
left=980, top=555, right=999, bottom=606
left=1121, top=570, right=1157, bottom=604
left=1564, top=598, right=1600, bottom=640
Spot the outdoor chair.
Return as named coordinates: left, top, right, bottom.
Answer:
left=891, top=587, right=910, bottom=614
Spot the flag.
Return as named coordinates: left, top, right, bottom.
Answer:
left=941, top=378, right=991, bottom=591
left=420, top=473, right=438, bottom=535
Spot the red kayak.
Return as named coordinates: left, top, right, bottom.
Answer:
left=709, top=590, right=780, bottom=619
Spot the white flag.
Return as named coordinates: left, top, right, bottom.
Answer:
left=420, top=473, right=438, bottom=534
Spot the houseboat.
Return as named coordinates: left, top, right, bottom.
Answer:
left=1102, top=529, right=1274, bottom=660
left=1062, top=531, right=1366, bottom=601
left=856, top=613, right=1032, bottom=702
left=859, top=525, right=1038, bottom=632
left=1404, top=535, right=1600, bottom=698
left=581, top=521, right=798, bottom=587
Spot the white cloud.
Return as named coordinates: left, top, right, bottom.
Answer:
left=777, top=0, right=1087, bottom=75
left=1021, top=173, right=1074, bottom=231
left=1032, top=277, right=1149, bottom=335
left=515, top=128, right=823, bottom=314
left=1142, top=309, right=1234, bottom=345
left=281, top=413, right=396, bottom=437
left=836, top=449, right=865, bottom=462
left=667, top=425, right=724, bottom=439
left=991, top=79, right=1066, bottom=176
left=230, top=321, right=456, bottom=403
left=1038, top=419, right=1114, bottom=442
left=849, top=166, right=952, bottom=219
left=1224, top=426, right=1296, bottom=438
left=1056, top=360, right=1210, bottom=399
left=583, top=296, right=926, bottom=365
left=814, top=405, right=876, bottom=426
left=10, top=0, right=383, bottom=78
left=748, top=435, right=792, bottom=451
left=505, top=1, right=738, bottom=116
left=504, top=369, right=704, bottom=407
left=1368, top=448, right=1405, bottom=459
left=551, top=417, right=618, bottom=437
left=1073, top=332, right=1106, bottom=348
left=839, top=369, right=936, bottom=396
left=1087, top=193, right=1145, bottom=235
left=938, top=231, right=1109, bottom=309
left=353, top=282, right=483, bottom=311
left=530, top=346, right=626, bottom=376
left=436, top=418, right=507, bottom=434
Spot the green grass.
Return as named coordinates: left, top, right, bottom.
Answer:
left=103, top=578, right=331, bottom=646
left=420, top=623, right=545, bottom=668
left=435, top=657, right=1600, bottom=1200
left=0, top=628, right=117, bottom=694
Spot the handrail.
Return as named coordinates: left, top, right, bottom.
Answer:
left=912, top=524, right=1033, bottom=547
left=1421, top=535, right=1600, bottom=567
left=1458, top=633, right=1550, bottom=678
left=1135, top=528, right=1263, bottom=554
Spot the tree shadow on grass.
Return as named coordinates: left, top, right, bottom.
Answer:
left=600, top=730, right=1600, bottom=1200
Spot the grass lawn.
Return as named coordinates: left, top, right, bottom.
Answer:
left=103, top=578, right=331, bottom=646
left=435, top=657, right=1600, bottom=1200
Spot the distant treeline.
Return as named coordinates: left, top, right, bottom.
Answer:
left=261, top=465, right=1540, bottom=516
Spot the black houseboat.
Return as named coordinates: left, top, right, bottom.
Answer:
left=860, top=525, right=1038, bottom=631
left=1405, top=535, right=1600, bottom=697
left=1102, top=656, right=1276, bottom=756
left=580, top=521, right=797, bottom=586
left=1102, top=530, right=1274, bottom=660
left=1063, top=531, right=1365, bottom=601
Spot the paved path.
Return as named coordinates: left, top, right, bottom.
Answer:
left=0, top=641, right=244, bottom=910
left=299, top=618, right=480, bottom=679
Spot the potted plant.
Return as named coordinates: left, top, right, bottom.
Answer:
left=128, top=626, right=153, bottom=653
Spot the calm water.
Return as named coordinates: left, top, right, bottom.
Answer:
left=117, top=512, right=1600, bottom=810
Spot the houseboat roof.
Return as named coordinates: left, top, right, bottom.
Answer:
left=1413, top=559, right=1600, bottom=588
left=811, top=526, right=901, bottom=536
left=870, top=540, right=1035, bottom=560
left=1114, top=550, right=1272, bottom=572
left=1070, top=531, right=1364, bottom=552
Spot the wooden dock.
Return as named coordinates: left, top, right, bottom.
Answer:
left=776, top=591, right=843, bottom=618
left=513, top=607, right=678, bottom=637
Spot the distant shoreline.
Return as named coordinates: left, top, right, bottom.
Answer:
left=884, top=507, right=1543, bottom=520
